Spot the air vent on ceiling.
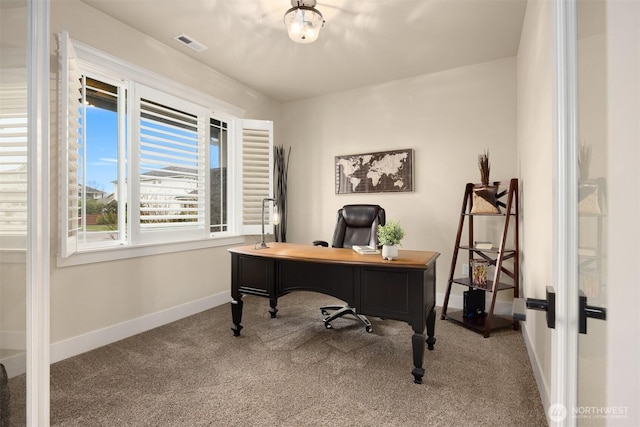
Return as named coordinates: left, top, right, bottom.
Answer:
left=174, top=34, right=208, bottom=52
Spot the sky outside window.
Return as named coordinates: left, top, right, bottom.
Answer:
left=84, top=78, right=119, bottom=195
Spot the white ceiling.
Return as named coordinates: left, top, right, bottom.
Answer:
left=80, top=0, right=527, bottom=102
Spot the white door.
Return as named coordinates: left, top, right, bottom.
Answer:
left=553, top=0, right=639, bottom=426
left=575, top=0, right=608, bottom=425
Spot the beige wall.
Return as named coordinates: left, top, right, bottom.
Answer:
left=606, top=0, right=640, bottom=421
left=280, top=57, right=518, bottom=305
left=47, top=0, right=282, bottom=344
left=516, top=0, right=555, bottom=408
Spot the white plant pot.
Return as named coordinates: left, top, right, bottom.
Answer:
left=382, top=244, right=398, bottom=260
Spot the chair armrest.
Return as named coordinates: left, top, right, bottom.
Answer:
left=312, top=240, right=329, bottom=247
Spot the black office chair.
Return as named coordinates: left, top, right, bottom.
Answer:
left=313, top=204, right=386, bottom=333
left=0, top=363, right=8, bottom=426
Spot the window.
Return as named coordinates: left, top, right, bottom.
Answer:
left=77, top=75, right=125, bottom=249
left=210, top=118, right=228, bottom=233
left=58, top=32, right=273, bottom=260
left=0, top=81, right=28, bottom=250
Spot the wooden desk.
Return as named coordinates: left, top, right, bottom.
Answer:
left=229, top=242, right=440, bottom=384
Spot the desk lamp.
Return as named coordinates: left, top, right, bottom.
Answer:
left=256, top=198, right=279, bottom=249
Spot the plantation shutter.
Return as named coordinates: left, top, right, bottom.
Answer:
left=241, top=119, right=273, bottom=235
left=133, top=84, right=207, bottom=236
left=59, top=32, right=82, bottom=258
left=0, top=80, right=28, bottom=246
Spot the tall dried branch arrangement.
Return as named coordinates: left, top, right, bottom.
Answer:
left=579, top=143, right=592, bottom=180
left=273, top=145, right=291, bottom=242
left=478, top=149, right=491, bottom=186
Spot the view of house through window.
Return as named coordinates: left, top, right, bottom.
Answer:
left=138, top=97, right=204, bottom=229
left=79, top=76, right=123, bottom=245
left=210, top=118, right=227, bottom=233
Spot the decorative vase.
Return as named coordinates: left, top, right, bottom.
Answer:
left=382, top=244, right=398, bottom=260
left=470, top=184, right=501, bottom=214
left=470, top=259, right=490, bottom=287
left=578, top=179, right=605, bottom=215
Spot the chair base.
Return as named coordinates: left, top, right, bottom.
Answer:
left=320, top=305, right=372, bottom=333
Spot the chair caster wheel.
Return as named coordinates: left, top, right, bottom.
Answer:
left=366, top=326, right=372, bottom=333
left=324, top=322, right=332, bottom=329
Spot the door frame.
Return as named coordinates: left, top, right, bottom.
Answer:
left=553, top=0, right=579, bottom=425
left=26, top=0, right=51, bottom=425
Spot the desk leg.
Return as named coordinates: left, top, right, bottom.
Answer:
left=269, top=298, right=278, bottom=318
left=426, top=307, right=436, bottom=350
left=411, top=331, right=425, bottom=384
left=231, top=297, right=244, bottom=336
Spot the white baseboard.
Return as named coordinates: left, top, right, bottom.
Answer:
left=0, top=331, right=26, bottom=378
left=0, top=351, right=25, bottom=379
left=521, top=322, right=551, bottom=424
left=0, top=291, right=231, bottom=378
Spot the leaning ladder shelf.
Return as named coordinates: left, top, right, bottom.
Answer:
left=441, top=178, right=520, bottom=338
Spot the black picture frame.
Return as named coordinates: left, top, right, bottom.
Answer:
left=334, top=148, right=414, bottom=194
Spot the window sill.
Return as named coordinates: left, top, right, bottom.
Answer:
left=56, top=235, right=246, bottom=267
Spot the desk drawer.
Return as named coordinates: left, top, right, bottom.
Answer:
left=361, top=268, right=425, bottom=322
left=234, top=255, right=275, bottom=297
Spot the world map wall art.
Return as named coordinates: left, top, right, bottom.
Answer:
left=334, top=148, right=414, bottom=194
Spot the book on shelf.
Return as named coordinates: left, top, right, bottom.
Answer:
left=474, top=241, right=493, bottom=250
left=352, top=245, right=380, bottom=254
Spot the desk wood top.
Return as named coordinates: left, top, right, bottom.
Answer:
left=229, top=242, right=440, bottom=270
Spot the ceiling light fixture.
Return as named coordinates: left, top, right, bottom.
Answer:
left=284, top=0, right=325, bottom=44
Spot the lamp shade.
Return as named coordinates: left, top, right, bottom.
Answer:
left=284, top=4, right=324, bottom=44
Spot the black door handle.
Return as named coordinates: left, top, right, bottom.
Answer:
left=579, top=290, right=606, bottom=334
left=513, top=287, right=606, bottom=334
left=512, top=286, right=556, bottom=329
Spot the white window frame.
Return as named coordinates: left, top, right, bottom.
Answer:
left=57, top=35, right=273, bottom=266
left=75, top=71, right=127, bottom=252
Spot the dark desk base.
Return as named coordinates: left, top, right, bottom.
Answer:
left=230, top=250, right=438, bottom=384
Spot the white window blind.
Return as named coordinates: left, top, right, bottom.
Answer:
left=241, top=119, right=273, bottom=235
left=132, top=84, right=207, bottom=238
left=0, top=83, right=28, bottom=243
left=59, top=31, right=82, bottom=257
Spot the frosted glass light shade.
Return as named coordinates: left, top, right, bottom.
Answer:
left=272, top=205, right=281, bottom=225
left=284, top=5, right=324, bottom=44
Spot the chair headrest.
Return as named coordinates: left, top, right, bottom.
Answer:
left=341, top=205, right=382, bottom=227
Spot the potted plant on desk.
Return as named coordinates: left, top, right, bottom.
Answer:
left=377, top=220, right=405, bottom=260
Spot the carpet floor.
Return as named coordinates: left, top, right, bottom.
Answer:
left=8, top=291, right=547, bottom=426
